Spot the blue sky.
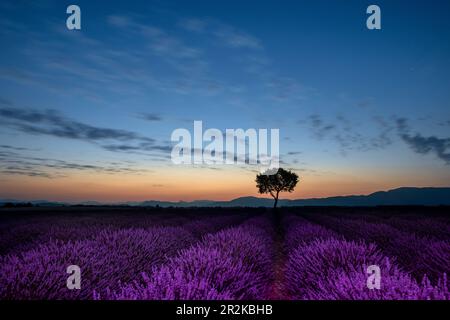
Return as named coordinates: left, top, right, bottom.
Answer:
left=0, top=0, right=449, bottom=201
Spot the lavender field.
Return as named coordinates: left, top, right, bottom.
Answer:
left=0, top=207, right=449, bottom=300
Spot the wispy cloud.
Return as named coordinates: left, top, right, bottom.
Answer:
left=139, top=113, right=163, bottom=121
left=102, top=143, right=172, bottom=153
left=0, top=106, right=173, bottom=155
left=300, top=114, right=394, bottom=155
left=108, top=15, right=203, bottom=62
left=180, top=18, right=262, bottom=49
left=301, top=113, right=450, bottom=164
left=396, top=118, right=450, bottom=165
left=0, top=145, right=37, bottom=151
left=2, top=11, right=309, bottom=107
left=265, top=77, right=313, bottom=102
left=0, top=107, right=150, bottom=142
left=180, top=18, right=310, bottom=103
left=0, top=150, right=146, bottom=179
left=152, top=183, right=165, bottom=188
left=213, top=26, right=261, bottom=49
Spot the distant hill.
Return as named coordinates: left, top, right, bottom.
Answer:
left=2, top=187, right=450, bottom=208
left=133, top=187, right=450, bottom=207
left=0, top=199, right=66, bottom=207
left=284, top=187, right=450, bottom=206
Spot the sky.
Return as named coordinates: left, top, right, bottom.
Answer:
left=0, top=0, right=449, bottom=202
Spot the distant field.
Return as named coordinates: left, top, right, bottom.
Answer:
left=0, top=206, right=449, bottom=300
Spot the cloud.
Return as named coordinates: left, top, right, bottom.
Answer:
left=0, top=150, right=146, bottom=178
left=214, top=27, right=261, bottom=49
left=179, top=18, right=289, bottom=102
left=356, top=99, right=373, bottom=108
left=4, top=12, right=284, bottom=104
left=106, top=15, right=238, bottom=97
left=396, top=118, right=450, bottom=164
left=149, top=36, right=202, bottom=59
left=179, top=18, right=262, bottom=50
left=401, top=134, right=450, bottom=164
left=266, top=77, right=312, bottom=102
left=152, top=184, right=165, bottom=187
left=0, top=106, right=175, bottom=155
left=0, top=107, right=149, bottom=141
left=103, top=143, right=172, bottom=153
left=302, top=114, right=394, bottom=154
left=108, top=15, right=203, bottom=61
left=308, top=114, right=336, bottom=139
left=438, top=120, right=450, bottom=127
left=1, top=169, right=56, bottom=178
left=139, top=113, right=163, bottom=121
left=395, top=117, right=409, bottom=132
left=0, top=145, right=36, bottom=151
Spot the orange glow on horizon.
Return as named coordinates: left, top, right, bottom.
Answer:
left=1, top=165, right=450, bottom=203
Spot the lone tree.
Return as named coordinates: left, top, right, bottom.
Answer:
left=256, top=168, right=299, bottom=208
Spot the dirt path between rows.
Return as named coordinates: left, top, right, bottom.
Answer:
left=267, top=220, right=290, bottom=300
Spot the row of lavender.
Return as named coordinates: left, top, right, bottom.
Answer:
left=284, top=214, right=449, bottom=299
left=98, top=215, right=276, bottom=299
left=1, top=210, right=448, bottom=300
left=0, top=213, right=247, bottom=299
left=0, top=211, right=233, bottom=255
left=302, top=213, right=450, bottom=283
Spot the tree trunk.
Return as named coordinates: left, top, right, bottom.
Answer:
left=272, top=192, right=281, bottom=232
left=273, top=191, right=280, bottom=209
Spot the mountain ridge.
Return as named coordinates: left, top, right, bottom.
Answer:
left=1, top=187, right=450, bottom=207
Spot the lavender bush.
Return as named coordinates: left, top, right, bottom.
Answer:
left=283, top=214, right=338, bottom=251
left=0, top=209, right=448, bottom=300
left=384, top=216, right=450, bottom=240
left=0, top=226, right=196, bottom=299
left=99, top=217, right=275, bottom=300
left=285, top=238, right=449, bottom=300
left=0, top=213, right=244, bottom=256
left=304, top=213, right=450, bottom=285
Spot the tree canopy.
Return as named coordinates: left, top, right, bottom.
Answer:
left=256, top=168, right=299, bottom=208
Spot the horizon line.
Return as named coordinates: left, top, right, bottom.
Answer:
left=1, top=186, right=449, bottom=205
